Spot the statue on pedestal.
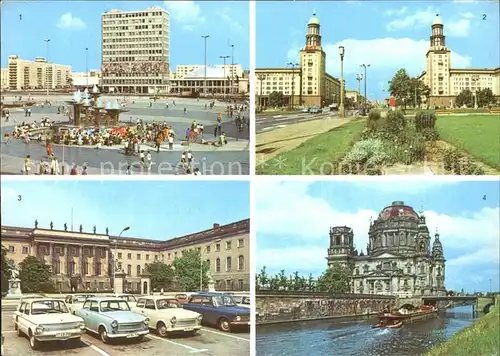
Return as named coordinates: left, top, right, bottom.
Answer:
left=106, top=227, right=109, bottom=235
left=50, top=221, right=53, bottom=230
left=79, top=224, right=83, bottom=233
left=64, top=223, right=68, bottom=231
left=207, top=271, right=216, bottom=292
left=34, top=219, right=38, bottom=228
left=5, top=268, right=23, bottom=299
left=93, top=225, right=96, bottom=234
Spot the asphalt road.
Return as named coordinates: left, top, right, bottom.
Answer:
left=255, top=111, right=338, bottom=133
left=2, top=310, right=250, bottom=356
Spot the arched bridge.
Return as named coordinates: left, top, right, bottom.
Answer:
left=422, top=295, right=496, bottom=313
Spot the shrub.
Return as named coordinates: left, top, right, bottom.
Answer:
left=421, top=128, right=440, bottom=141
left=461, top=158, right=485, bottom=175
left=415, top=111, right=437, bottom=131
left=384, top=109, right=406, bottom=136
left=366, top=109, right=382, bottom=132
left=340, top=138, right=386, bottom=174
left=443, top=148, right=463, bottom=172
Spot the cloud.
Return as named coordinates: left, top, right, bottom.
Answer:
left=321, top=38, right=471, bottom=77
left=56, top=12, right=86, bottom=30
left=220, top=12, right=244, bottom=35
left=385, top=7, right=474, bottom=37
left=256, top=181, right=500, bottom=290
left=165, top=1, right=206, bottom=29
left=385, top=6, right=436, bottom=31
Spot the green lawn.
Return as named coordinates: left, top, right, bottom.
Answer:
left=426, top=305, right=500, bottom=356
left=436, top=114, right=500, bottom=170
left=257, top=120, right=366, bottom=175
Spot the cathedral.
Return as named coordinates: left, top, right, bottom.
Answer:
left=327, top=201, right=446, bottom=297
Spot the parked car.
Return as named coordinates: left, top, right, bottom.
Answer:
left=113, top=294, right=138, bottom=307
left=301, top=107, right=310, bottom=113
left=231, top=295, right=251, bottom=308
left=74, top=297, right=149, bottom=344
left=173, top=293, right=193, bottom=304
left=182, top=293, right=250, bottom=332
left=65, top=294, right=95, bottom=314
left=132, top=296, right=202, bottom=337
left=13, top=298, right=86, bottom=350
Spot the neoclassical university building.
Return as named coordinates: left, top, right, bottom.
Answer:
left=1, top=219, right=250, bottom=293
left=419, top=14, right=500, bottom=107
left=328, top=201, right=446, bottom=297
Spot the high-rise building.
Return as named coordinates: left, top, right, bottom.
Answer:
left=256, top=12, right=341, bottom=107
left=6, top=55, right=72, bottom=91
left=1, top=68, right=9, bottom=89
left=420, top=14, right=500, bottom=107
left=101, top=6, right=170, bottom=94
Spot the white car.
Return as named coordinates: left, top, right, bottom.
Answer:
left=114, top=294, right=138, bottom=307
left=232, top=295, right=251, bottom=308
left=13, top=298, right=86, bottom=350
left=133, top=296, right=202, bottom=337
left=65, top=294, right=95, bottom=314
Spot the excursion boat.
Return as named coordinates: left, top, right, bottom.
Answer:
left=372, top=305, right=438, bottom=328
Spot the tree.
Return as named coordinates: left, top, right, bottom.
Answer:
left=477, top=88, right=495, bottom=107
left=307, top=273, right=315, bottom=291
left=256, top=266, right=269, bottom=290
left=1, top=246, right=12, bottom=295
left=412, top=78, right=431, bottom=107
left=316, top=263, right=353, bottom=293
left=276, top=269, right=288, bottom=290
left=268, top=91, right=284, bottom=108
left=19, top=256, right=55, bottom=293
left=172, top=249, right=210, bottom=292
left=455, top=89, right=474, bottom=108
left=145, top=261, right=174, bottom=292
left=388, top=69, right=412, bottom=108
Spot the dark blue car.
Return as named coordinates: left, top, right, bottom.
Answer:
left=182, top=293, right=250, bottom=332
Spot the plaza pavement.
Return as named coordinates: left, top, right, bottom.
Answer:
left=1, top=308, right=250, bottom=356
left=1, top=97, right=249, bottom=175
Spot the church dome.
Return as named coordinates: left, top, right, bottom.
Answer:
left=432, top=13, right=443, bottom=26
left=378, top=201, right=419, bottom=221
left=308, top=12, right=320, bottom=26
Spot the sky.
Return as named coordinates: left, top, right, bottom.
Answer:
left=256, top=180, right=500, bottom=293
left=1, top=180, right=250, bottom=240
left=0, top=1, right=249, bottom=72
left=256, top=0, right=500, bottom=100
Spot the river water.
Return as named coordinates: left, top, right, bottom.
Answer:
left=256, top=306, right=478, bottom=356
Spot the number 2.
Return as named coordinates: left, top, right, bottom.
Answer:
left=482, top=14, right=486, bottom=20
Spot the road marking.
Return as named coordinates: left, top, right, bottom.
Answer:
left=260, top=124, right=287, bottom=132
left=201, top=328, right=250, bottom=341
left=2, top=331, right=16, bottom=333
left=148, top=334, right=208, bottom=353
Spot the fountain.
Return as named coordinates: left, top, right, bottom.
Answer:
left=65, top=86, right=128, bottom=127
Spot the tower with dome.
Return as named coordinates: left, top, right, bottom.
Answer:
left=327, top=201, right=446, bottom=297
left=255, top=11, right=342, bottom=108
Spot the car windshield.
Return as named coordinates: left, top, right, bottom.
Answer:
left=74, top=295, right=89, bottom=303
left=99, top=300, right=131, bottom=312
left=213, top=295, right=237, bottom=307
left=176, top=294, right=187, bottom=300
left=156, top=299, right=181, bottom=309
left=31, top=300, right=69, bottom=314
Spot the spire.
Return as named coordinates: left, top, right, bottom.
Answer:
left=435, top=227, right=440, bottom=238
left=313, top=8, right=316, bottom=16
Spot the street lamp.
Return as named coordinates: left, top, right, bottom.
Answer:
left=44, top=39, right=51, bottom=99
left=339, top=46, right=345, bottom=118
left=113, top=226, right=130, bottom=293
left=360, top=63, right=371, bottom=106
left=471, top=74, right=479, bottom=109
left=230, top=43, right=235, bottom=96
left=287, top=62, right=299, bottom=108
left=85, top=47, right=89, bottom=88
left=356, top=73, right=363, bottom=105
left=201, top=35, right=210, bottom=97
left=489, top=278, right=492, bottom=294
left=219, top=55, right=230, bottom=99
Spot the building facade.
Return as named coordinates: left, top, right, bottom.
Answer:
left=6, top=55, right=72, bottom=91
left=1, top=68, right=9, bottom=89
left=1, top=219, right=250, bottom=293
left=420, top=14, right=500, bottom=107
left=101, top=7, right=170, bottom=94
left=71, top=70, right=102, bottom=88
left=256, top=12, right=341, bottom=107
left=169, top=65, right=248, bottom=97
left=327, top=201, right=446, bottom=298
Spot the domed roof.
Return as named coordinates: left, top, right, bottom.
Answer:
left=378, top=201, right=419, bottom=220
left=432, top=13, right=443, bottom=26
left=308, top=11, right=320, bottom=26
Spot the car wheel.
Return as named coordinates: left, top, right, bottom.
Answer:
left=157, top=322, right=168, bottom=337
left=99, top=327, right=109, bottom=344
left=218, top=317, right=231, bottom=332
left=29, top=332, right=40, bottom=350
left=16, top=325, right=22, bottom=337
left=136, top=335, right=145, bottom=342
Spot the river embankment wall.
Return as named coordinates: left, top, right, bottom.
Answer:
left=256, top=291, right=395, bottom=325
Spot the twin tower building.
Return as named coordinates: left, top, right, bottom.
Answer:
left=327, top=201, right=446, bottom=297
